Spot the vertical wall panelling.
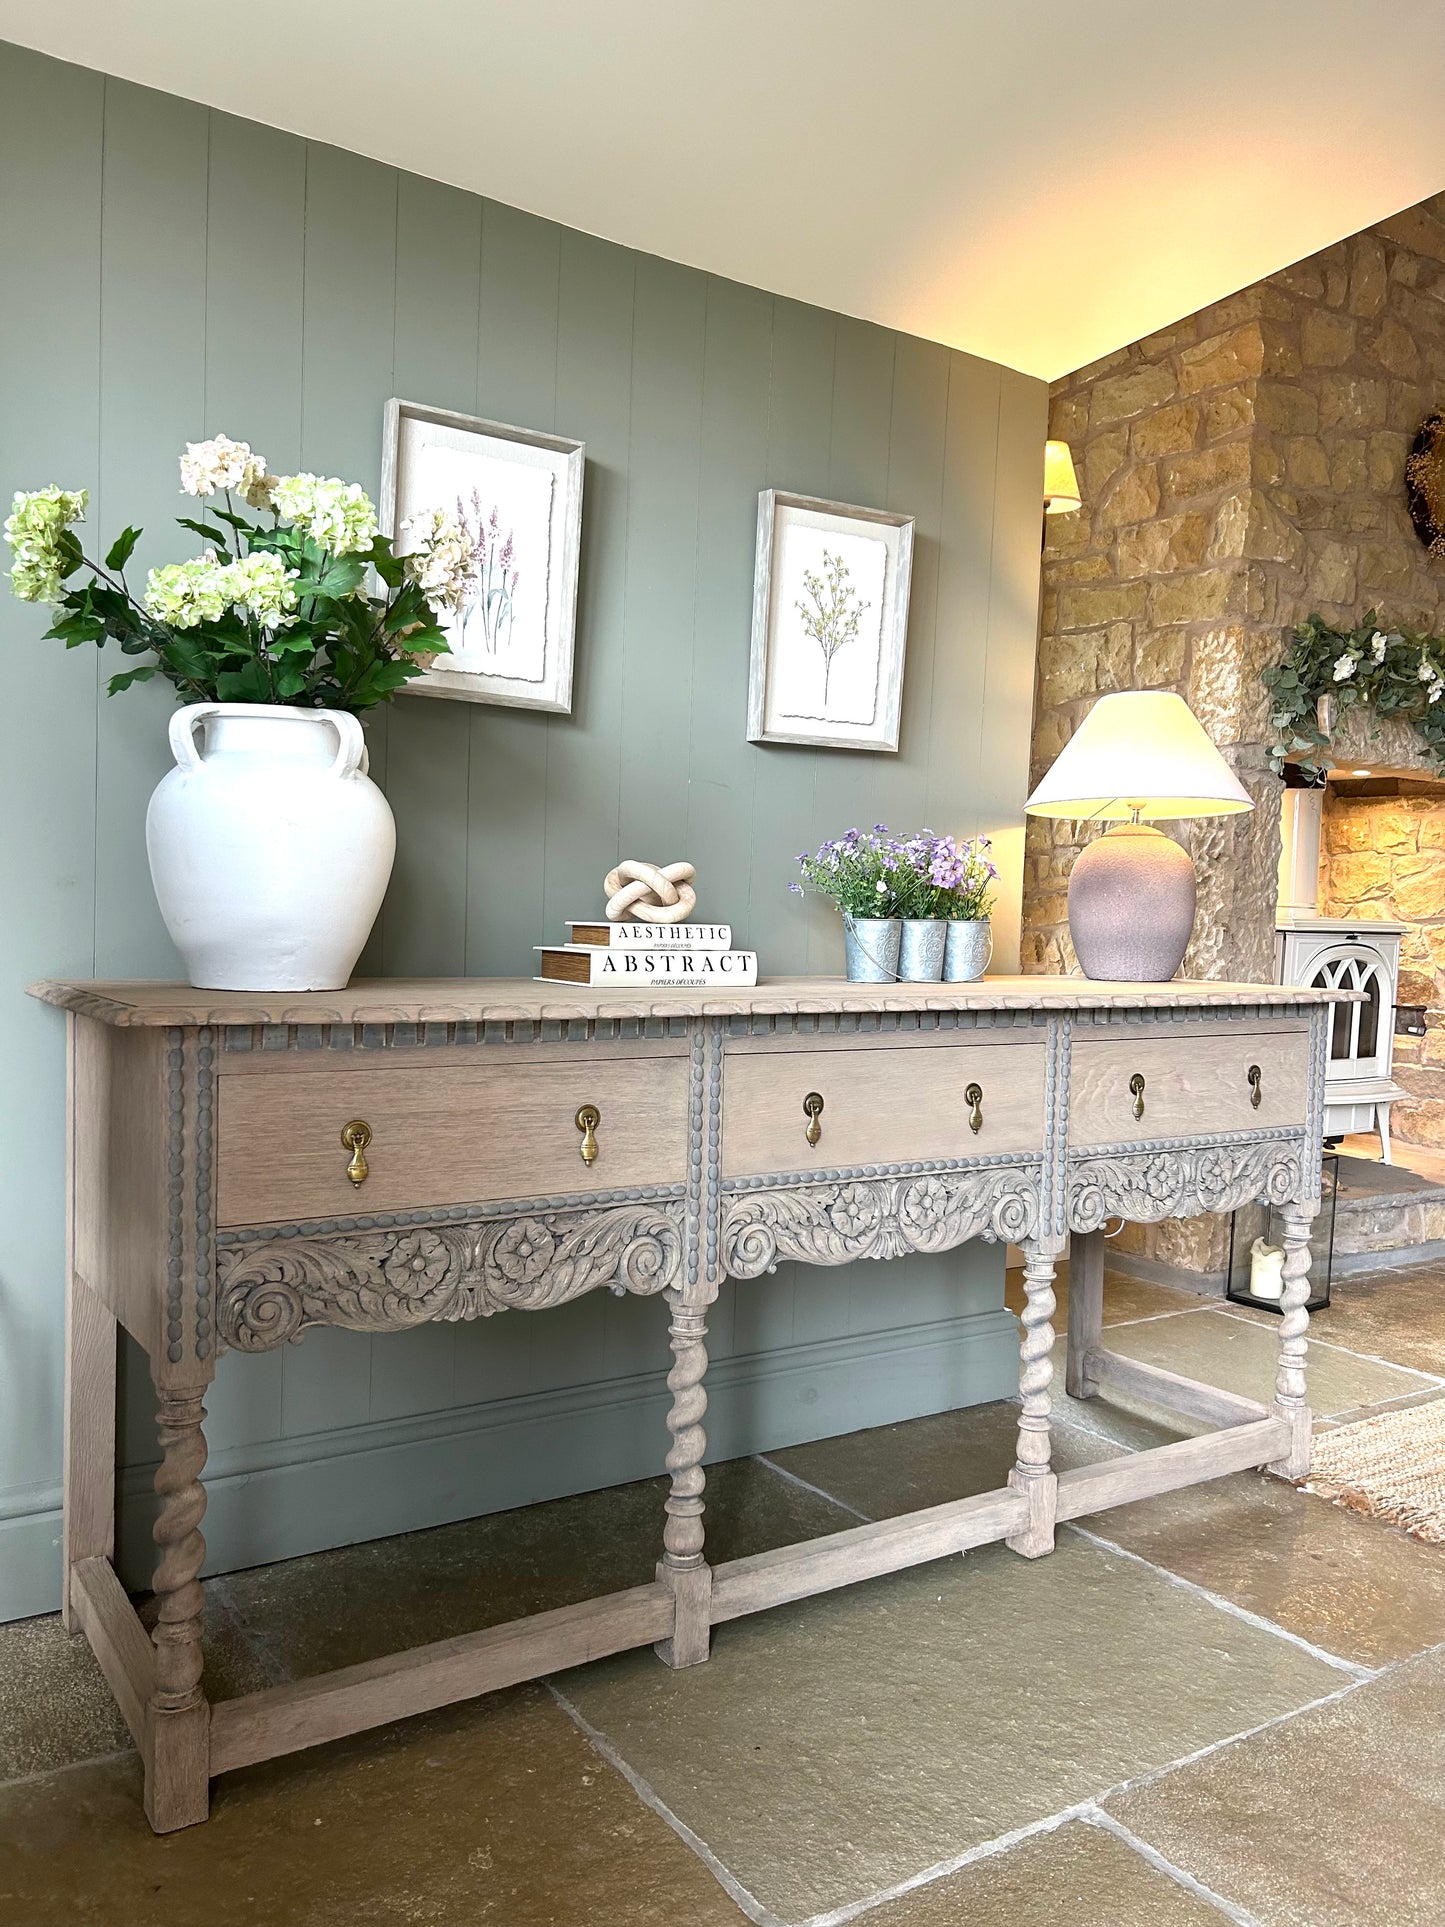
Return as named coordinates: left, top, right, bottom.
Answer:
left=0, top=47, right=104, bottom=1617
left=464, top=202, right=561, bottom=977
left=539, top=230, right=637, bottom=942
left=743, top=298, right=837, bottom=976
left=927, top=354, right=1003, bottom=856
left=0, top=43, right=1046, bottom=1617
left=382, top=174, right=482, bottom=983
left=978, top=369, right=1049, bottom=970
left=616, top=256, right=707, bottom=855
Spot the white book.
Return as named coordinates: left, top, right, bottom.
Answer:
left=565, top=920, right=733, bottom=950
left=537, top=946, right=758, bottom=987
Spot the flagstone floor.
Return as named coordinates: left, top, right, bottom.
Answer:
left=6, top=1259, right=1445, bottom=1926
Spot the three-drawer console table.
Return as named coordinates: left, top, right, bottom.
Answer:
left=31, top=974, right=1344, bottom=1831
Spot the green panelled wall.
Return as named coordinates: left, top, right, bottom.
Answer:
left=0, top=43, right=1047, bottom=1619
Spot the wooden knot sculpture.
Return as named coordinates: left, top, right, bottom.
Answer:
left=604, top=859, right=697, bottom=923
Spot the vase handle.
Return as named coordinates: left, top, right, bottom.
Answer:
left=167, top=703, right=368, bottom=778
left=168, top=702, right=221, bottom=771
left=326, top=711, right=368, bottom=779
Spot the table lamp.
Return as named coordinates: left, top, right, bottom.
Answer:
left=1025, top=690, right=1253, bottom=981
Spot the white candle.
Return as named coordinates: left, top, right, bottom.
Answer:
left=1249, top=1238, right=1285, bottom=1301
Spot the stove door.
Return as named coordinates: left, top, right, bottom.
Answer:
left=1306, top=943, right=1392, bottom=1080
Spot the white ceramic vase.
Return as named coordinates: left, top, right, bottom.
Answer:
left=146, top=702, right=396, bottom=991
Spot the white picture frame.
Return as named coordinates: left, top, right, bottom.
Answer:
left=380, top=398, right=585, bottom=712
left=746, top=489, right=915, bottom=752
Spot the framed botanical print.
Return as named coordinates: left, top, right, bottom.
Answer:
left=380, top=398, right=585, bottom=712
left=746, top=489, right=915, bottom=752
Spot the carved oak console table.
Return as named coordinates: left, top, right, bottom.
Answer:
left=32, top=974, right=1341, bottom=1831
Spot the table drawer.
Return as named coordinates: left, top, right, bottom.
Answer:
left=1067, top=1027, right=1310, bottom=1150
left=721, top=1041, right=1048, bottom=1177
left=216, top=1055, right=690, bottom=1226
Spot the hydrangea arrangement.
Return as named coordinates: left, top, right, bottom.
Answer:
left=2, top=436, right=470, bottom=713
left=793, top=826, right=997, bottom=920
left=1263, top=611, right=1445, bottom=779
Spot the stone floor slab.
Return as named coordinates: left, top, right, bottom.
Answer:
left=1233, top=1259, right=1445, bottom=1381
left=0, top=1589, right=267, bottom=1786
left=0, top=1685, right=748, bottom=1927
left=1005, top=1264, right=1204, bottom=1329
left=1106, top=1644, right=1445, bottom=1927
left=1103, top=1307, right=1430, bottom=1420
left=1086, top=1469, right=1445, bottom=1669
left=222, top=1455, right=850, bottom=1681
left=766, top=1398, right=1125, bottom=1521
left=861, top=1819, right=1232, bottom=1926
left=563, top=1532, right=1343, bottom=1923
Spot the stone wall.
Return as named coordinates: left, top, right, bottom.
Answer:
left=1322, top=781, right=1445, bottom=1147
left=1028, top=189, right=1445, bottom=1278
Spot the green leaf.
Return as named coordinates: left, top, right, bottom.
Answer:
left=176, top=517, right=234, bottom=551
left=215, top=659, right=273, bottom=702
left=104, top=526, right=143, bottom=572
left=106, top=665, right=158, bottom=696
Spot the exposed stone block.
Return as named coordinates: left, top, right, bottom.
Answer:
left=1392, top=853, right=1445, bottom=920
left=1088, top=363, right=1177, bottom=427
left=1134, top=630, right=1187, bottom=688
left=1161, top=440, right=1251, bottom=500
left=1149, top=569, right=1241, bottom=626
left=1095, top=462, right=1160, bottom=528
left=1178, top=324, right=1265, bottom=394
left=1117, top=511, right=1210, bottom=577
left=1204, top=385, right=1255, bottom=440
left=1241, top=489, right=1305, bottom=567
left=1327, top=851, right=1395, bottom=902
left=1132, top=402, right=1200, bottom=459
left=1283, top=436, right=1331, bottom=488
left=1307, top=538, right=1358, bottom=605
left=1081, top=424, right=1131, bottom=498
left=1349, top=234, right=1388, bottom=316
left=1302, top=310, right=1356, bottom=366
left=1255, top=384, right=1320, bottom=434
left=1328, top=437, right=1367, bottom=492
left=1055, top=580, right=1148, bottom=631
left=1373, top=315, right=1423, bottom=378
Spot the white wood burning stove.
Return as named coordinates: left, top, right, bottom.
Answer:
left=1276, top=914, right=1408, bottom=1160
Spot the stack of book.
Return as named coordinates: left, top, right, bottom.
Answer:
left=535, top=920, right=758, bottom=987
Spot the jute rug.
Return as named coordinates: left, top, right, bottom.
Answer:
left=1308, top=1398, right=1445, bottom=1543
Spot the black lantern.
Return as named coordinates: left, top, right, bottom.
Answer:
left=1225, top=1152, right=1338, bottom=1315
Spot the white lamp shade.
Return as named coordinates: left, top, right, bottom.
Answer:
left=1043, top=439, right=1081, bottom=514
left=1025, top=691, right=1254, bottom=821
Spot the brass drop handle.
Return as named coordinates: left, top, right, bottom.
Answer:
left=803, top=1091, right=824, bottom=1147
left=575, top=1103, right=601, bottom=1165
left=965, top=1082, right=984, bottom=1135
left=1248, top=1063, right=1262, bottom=1110
left=340, top=1119, right=372, bottom=1187
left=1129, top=1072, right=1146, bottom=1121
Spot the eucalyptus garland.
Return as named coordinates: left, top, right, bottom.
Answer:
left=1262, top=611, right=1445, bottom=780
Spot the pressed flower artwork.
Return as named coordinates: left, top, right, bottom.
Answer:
left=380, top=399, right=584, bottom=713
left=747, top=491, right=914, bottom=751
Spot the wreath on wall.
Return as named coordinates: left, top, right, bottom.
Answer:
left=1407, top=412, right=1445, bottom=558
left=1263, top=611, right=1445, bottom=780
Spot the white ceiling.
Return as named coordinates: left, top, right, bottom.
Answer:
left=4, top=1, right=1444, bottom=380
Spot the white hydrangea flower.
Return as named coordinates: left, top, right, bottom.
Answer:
left=400, top=506, right=472, bottom=614
left=144, top=553, right=229, bottom=629
left=1332, top=654, right=1357, bottom=682
left=1420, top=656, right=1438, bottom=683
left=3, top=485, right=88, bottom=603
left=179, top=435, right=272, bottom=505
left=1431, top=680, right=1445, bottom=706
left=221, top=551, right=298, bottom=626
left=271, top=473, right=378, bottom=556
left=1371, top=631, right=1388, bottom=662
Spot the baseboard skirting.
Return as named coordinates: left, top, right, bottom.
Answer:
left=1100, top=1250, right=1227, bottom=1297
left=0, top=1308, right=1019, bottom=1622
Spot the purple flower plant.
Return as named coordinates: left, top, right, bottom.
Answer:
left=793, top=825, right=997, bottom=922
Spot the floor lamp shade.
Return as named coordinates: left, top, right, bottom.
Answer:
left=1026, top=692, right=1253, bottom=982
